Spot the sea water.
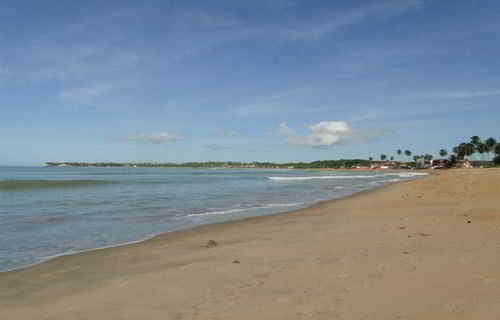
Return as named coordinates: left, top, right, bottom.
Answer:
left=0, top=166, right=427, bottom=271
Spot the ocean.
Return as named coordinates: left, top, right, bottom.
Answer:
left=0, top=166, right=427, bottom=272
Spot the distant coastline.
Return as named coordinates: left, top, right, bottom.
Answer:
left=45, top=160, right=376, bottom=169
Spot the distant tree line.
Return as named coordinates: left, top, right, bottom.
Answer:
left=46, top=159, right=372, bottom=169
left=371, top=136, right=500, bottom=168
left=451, top=136, right=500, bottom=165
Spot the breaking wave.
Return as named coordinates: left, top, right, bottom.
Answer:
left=187, top=202, right=306, bottom=217
left=394, top=172, right=429, bottom=178
left=268, top=172, right=428, bottom=181
left=268, top=175, right=375, bottom=181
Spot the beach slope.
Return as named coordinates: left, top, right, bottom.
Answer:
left=2, top=169, right=500, bottom=319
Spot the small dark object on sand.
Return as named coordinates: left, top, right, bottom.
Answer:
left=467, top=220, right=471, bottom=224
left=205, top=240, right=218, bottom=248
left=232, top=260, right=240, bottom=264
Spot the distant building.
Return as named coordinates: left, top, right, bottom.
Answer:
left=431, top=159, right=450, bottom=169
left=415, top=158, right=428, bottom=169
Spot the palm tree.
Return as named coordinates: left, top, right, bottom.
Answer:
left=369, top=156, right=373, bottom=161
left=397, top=149, right=402, bottom=160
left=380, top=154, right=387, bottom=161
left=477, top=142, right=488, bottom=161
left=470, top=135, right=481, bottom=147
left=464, top=143, right=475, bottom=160
left=390, top=156, right=394, bottom=161
left=424, top=154, right=433, bottom=161
left=404, top=150, right=412, bottom=162
left=439, top=149, right=448, bottom=158
left=485, top=137, right=497, bottom=161
left=495, top=155, right=500, bottom=166
left=468, top=136, right=481, bottom=161
left=449, top=154, right=458, bottom=166
left=454, top=143, right=468, bottom=160
left=494, top=144, right=500, bottom=166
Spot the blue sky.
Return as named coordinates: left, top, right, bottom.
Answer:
left=1, top=0, right=499, bottom=165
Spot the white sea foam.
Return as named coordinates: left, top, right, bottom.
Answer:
left=268, top=175, right=375, bottom=181
left=269, top=172, right=428, bottom=181
left=187, top=202, right=307, bottom=218
left=265, top=202, right=306, bottom=208
left=187, top=208, right=247, bottom=217
left=394, top=172, right=429, bottom=178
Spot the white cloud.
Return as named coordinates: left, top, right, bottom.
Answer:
left=129, top=132, right=181, bottom=144
left=279, top=121, right=389, bottom=147
left=278, top=122, right=296, bottom=136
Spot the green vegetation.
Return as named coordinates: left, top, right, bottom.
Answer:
left=46, top=159, right=373, bottom=169
left=494, top=143, right=500, bottom=165
left=371, top=135, right=500, bottom=169
left=404, top=150, right=412, bottom=162
left=451, top=136, right=500, bottom=166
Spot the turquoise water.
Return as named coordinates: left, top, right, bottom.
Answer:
left=0, top=166, right=427, bottom=271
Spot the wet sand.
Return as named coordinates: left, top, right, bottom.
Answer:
left=2, top=168, right=500, bottom=319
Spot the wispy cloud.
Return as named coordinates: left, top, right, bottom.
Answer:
left=1, top=0, right=429, bottom=96
left=129, top=132, right=182, bottom=144
left=351, top=111, right=380, bottom=122
left=203, top=143, right=272, bottom=153
left=232, top=87, right=335, bottom=117
left=222, top=130, right=241, bottom=137
left=277, top=122, right=295, bottom=136
left=59, top=83, right=117, bottom=103
left=284, top=0, right=427, bottom=40
left=419, top=89, right=500, bottom=100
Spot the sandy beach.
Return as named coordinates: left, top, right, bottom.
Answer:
left=2, top=168, right=500, bottom=319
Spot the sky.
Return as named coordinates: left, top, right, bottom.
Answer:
left=1, top=0, right=499, bottom=166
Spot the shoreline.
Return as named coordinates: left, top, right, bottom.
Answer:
left=1, top=171, right=426, bottom=274
left=4, top=168, right=500, bottom=319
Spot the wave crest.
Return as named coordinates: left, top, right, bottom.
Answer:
left=187, top=202, right=306, bottom=217
left=268, top=172, right=428, bottom=181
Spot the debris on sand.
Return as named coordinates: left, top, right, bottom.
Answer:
left=205, top=240, right=218, bottom=248
left=418, top=232, right=431, bottom=237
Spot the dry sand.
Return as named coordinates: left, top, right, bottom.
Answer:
left=2, top=168, right=500, bottom=319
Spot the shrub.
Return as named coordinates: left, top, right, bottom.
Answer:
left=494, top=155, right=500, bottom=166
